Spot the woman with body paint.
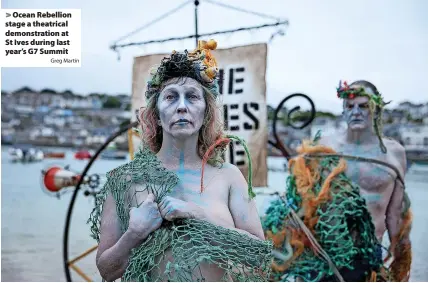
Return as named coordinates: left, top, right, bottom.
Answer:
left=88, top=40, right=273, bottom=282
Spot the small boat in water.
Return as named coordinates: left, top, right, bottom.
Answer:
left=99, top=142, right=127, bottom=160
left=44, top=152, right=66, bottom=159
left=74, top=150, right=92, bottom=160
left=9, top=145, right=44, bottom=163
left=100, top=149, right=128, bottom=160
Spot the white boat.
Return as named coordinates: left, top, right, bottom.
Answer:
left=9, top=146, right=44, bottom=163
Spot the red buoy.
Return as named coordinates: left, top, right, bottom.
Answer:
left=43, top=166, right=82, bottom=193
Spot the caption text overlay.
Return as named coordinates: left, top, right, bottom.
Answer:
left=0, top=9, right=81, bottom=67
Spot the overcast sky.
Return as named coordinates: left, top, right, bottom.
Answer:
left=1, top=0, right=428, bottom=113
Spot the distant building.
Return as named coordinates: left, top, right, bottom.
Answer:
left=400, top=125, right=428, bottom=151
left=10, top=87, right=38, bottom=107
left=43, top=109, right=75, bottom=127
left=29, top=126, right=56, bottom=140
left=396, top=101, right=428, bottom=120
left=383, top=124, right=404, bottom=145
left=1, top=122, right=16, bottom=144
left=88, top=94, right=103, bottom=109
left=5, top=87, right=103, bottom=110
left=268, top=119, right=311, bottom=151
left=310, top=116, right=346, bottom=139
left=116, top=94, right=131, bottom=110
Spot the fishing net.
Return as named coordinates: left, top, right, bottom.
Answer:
left=262, top=133, right=412, bottom=282
left=88, top=145, right=273, bottom=282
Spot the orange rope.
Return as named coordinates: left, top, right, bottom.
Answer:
left=385, top=209, right=413, bottom=281
left=267, top=140, right=349, bottom=275
left=290, top=141, right=347, bottom=231
left=271, top=228, right=305, bottom=273
left=200, top=137, right=231, bottom=193
left=369, top=270, right=377, bottom=282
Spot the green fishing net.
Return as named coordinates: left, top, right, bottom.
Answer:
left=262, top=142, right=385, bottom=281
left=88, top=146, right=273, bottom=282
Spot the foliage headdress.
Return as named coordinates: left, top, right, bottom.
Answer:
left=336, top=80, right=391, bottom=153
left=145, top=39, right=220, bottom=100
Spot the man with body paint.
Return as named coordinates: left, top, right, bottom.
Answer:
left=88, top=40, right=273, bottom=282
left=317, top=80, right=411, bottom=281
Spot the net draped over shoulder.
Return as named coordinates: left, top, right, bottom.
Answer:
left=88, top=146, right=274, bottom=282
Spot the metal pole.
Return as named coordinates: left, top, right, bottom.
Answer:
left=194, top=0, right=199, bottom=46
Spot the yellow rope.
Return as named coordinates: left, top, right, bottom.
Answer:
left=67, top=245, right=98, bottom=282
left=69, top=264, right=93, bottom=282
left=68, top=245, right=98, bottom=265
left=127, top=128, right=140, bottom=160
left=127, top=129, right=134, bottom=160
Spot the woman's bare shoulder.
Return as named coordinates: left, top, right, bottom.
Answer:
left=216, top=162, right=248, bottom=191
left=217, top=162, right=242, bottom=175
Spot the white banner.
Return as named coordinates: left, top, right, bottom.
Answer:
left=131, top=43, right=268, bottom=187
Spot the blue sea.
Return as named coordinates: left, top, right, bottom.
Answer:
left=1, top=146, right=427, bottom=281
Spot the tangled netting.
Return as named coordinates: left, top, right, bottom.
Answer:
left=88, top=145, right=273, bottom=282
left=262, top=134, right=412, bottom=282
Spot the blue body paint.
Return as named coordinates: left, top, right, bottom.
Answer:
left=172, top=149, right=208, bottom=206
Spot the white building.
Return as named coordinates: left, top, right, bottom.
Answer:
left=396, top=102, right=428, bottom=120
left=310, top=117, right=346, bottom=139
left=29, top=127, right=56, bottom=140
left=43, top=109, right=75, bottom=127
left=400, top=125, right=428, bottom=151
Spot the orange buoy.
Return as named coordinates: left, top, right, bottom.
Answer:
left=43, top=166, right=82, bottom=192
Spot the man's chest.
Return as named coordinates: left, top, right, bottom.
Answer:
left=336, top=144, right=397, bottom=193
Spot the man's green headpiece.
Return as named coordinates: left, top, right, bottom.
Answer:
left=336, top=80, right=390, bottom=109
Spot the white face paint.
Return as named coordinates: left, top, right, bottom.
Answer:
left=157, top=77, right=206, bottom=139
left=343, top=89, right=373, bottom=131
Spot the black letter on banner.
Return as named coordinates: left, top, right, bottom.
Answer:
left=229, top=141, right=246, bottom=166
left=228, top=67, right=245, bottom=94
left=243, top=102, right=260, bottom=130
left=234, top=67, right=245, bottom=94
left=223, top=104, right=228, bottom=130
left=229, top=104, right=240, bottom=131
left=218, top=68, right=224, bottom=95
left=229, top=143, right=234, bottom=164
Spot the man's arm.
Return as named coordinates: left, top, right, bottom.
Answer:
left=386, top=142, right=407, bottom=243
left=386, top=179, right=405, bottom=243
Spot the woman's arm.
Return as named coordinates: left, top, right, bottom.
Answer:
left=96, top=192, right=161, bottom=281
left=227, top=164, right=265, bottom=240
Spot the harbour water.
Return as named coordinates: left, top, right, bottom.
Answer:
left=1, top=146, right=428, bottom=281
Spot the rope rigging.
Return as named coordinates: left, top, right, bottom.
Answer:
left=109, top=0, right=289, bottom=59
